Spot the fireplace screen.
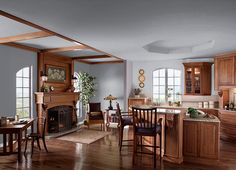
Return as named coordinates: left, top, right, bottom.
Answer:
left=48, top=106, right=72, bottom=133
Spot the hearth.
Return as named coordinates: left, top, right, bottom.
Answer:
left=48, top=106, right=72, bottom=133
left=35, top=92, right=80, bottom=135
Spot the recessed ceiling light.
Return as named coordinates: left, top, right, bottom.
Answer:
left=143, top=40, right=215, bottom=54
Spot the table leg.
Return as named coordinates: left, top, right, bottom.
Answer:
left=3, top=134, right=6, bottom=153
left=9, top=133, right=13, bottom=153
left=31, top=122, right=34, bottom=133
left=18, top=131, right=22, bottom=162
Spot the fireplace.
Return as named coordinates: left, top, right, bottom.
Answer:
left=35, top=92, right=80, bottom=135
left=48, top=106, right=72, bottom=133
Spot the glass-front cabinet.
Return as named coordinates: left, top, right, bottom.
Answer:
left=183, top=62, right=212, bottom=95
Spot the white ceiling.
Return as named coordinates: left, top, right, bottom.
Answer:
left=17, top=36, right=77, bottom=49
left=0, top=16, right=39, bottom=37
left=1, top=0, right=236, bottom=61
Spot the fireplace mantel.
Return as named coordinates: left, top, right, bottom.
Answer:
left=35, top=92, right=80, bottom=134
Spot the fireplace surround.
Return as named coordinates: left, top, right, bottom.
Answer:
left=35, top=92, right=80, bottom=135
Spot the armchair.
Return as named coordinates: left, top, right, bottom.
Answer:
left=87, top=102, right=104, bottom=130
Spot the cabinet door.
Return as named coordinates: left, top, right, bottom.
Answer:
left=217, top=57, right=235, bottom=86
left=193, top=67, right=201, bottom=94
left=183, top=121, right=198, bottom=157
left=185, top=67, right=193, bottom=94
left=199, top=122, right=219, bottom=159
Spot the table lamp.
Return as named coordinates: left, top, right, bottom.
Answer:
left=104, top=94, right=117, bottom=110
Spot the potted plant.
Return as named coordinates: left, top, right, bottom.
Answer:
left=187, top=107, right=199, bottom=118
left=78, top=72, right=96, bottom=106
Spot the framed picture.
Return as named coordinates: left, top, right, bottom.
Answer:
left=46, top=65, right=66, bottom=83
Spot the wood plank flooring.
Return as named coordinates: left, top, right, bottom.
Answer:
left=0, top=127, right=236, bottom=170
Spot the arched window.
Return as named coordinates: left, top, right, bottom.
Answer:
left=16, top=66, right=32, bottom=118
left=153, top=68, right=181, bottom=104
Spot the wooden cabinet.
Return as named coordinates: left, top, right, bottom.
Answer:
left=183, top=119, right=220, bottom=164
left=183, top=121, right=198, bottom=157
left=199, top=122, right=219, bottom=159
left=214, top=54, right=236, bottom=90
left=183, top=62, right=212, bottom=95
left=218, top=110, right=236, bottom=142
left=128, top=97, right=150, bottom=111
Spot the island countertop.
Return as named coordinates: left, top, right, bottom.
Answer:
left=184, top=115, right=220, bottom=123
left=132, top=105, right=182, bottom=114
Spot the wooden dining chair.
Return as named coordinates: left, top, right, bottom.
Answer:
left=24, top=117, right=48, bottom=157
left=116, top=102, right=133, bottom=151
left=132, top=106, right=162, bottom=168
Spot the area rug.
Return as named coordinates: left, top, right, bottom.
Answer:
left=57, top=129, right=111, bottom=144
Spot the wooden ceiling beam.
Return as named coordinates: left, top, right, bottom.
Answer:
left=42, top=45, right=88, bottom=53
left=90, top=60, right=124, bottom=65
left=73, top=55, right=111, bottom=60
left=0, top=31, right=53, bottom=44
left=0, top=10, right=123, bottom=60
left=3, top=42, right=41, bottom=52
left=75, top=59, right=94, bottom=64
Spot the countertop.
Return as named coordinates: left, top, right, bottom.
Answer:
left=184, top=115, right=220, bottom=123
left=156, top=105, right=236, bottom=113
left=132, top=105, right=182, bottom=114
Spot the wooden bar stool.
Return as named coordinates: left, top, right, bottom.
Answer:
left=116, top=103, right=133, bottom=151
left=132, top=106, right=162, bottom=168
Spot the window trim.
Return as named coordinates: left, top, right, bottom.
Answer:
left=16, top=66, right=32, bottom=119
left=152, top=68, right=181, bottom=104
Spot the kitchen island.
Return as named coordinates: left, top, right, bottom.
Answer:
left=183, top=115, right=220, bottom=164
left=135, top=105, right=220, bottom=165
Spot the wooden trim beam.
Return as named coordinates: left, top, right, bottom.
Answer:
left=2, top=42, right=40, bottom=52
left=0, top=31, right=53, bottom=43
left=42, top=45, right=88, bottom=53
left=90, top=60, right=124, bottom=65
left=0, top=10, right=123, bottom=60
left=73, top=55, right=111, bottom=60
left=75, top=59, right=93, bottom=64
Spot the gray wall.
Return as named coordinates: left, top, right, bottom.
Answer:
left=0, top=45, right=37, bottom=143
left=74, top=61, right=90, bottom=74
left=74, top=61, right=126, bottom=117
left=90, top=63, right=126, bottom=111
left=0, top=45, right=37, bottom=118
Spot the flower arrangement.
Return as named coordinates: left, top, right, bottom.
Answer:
left=134, top=88, right=141, bottom=95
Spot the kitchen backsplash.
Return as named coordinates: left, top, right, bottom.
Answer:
left=182, top=95, right=219, bottom=108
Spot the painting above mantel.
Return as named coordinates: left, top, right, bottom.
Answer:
left=46, top=65, right=66, bottom=83
left=38, top=53, right=72, bottom=92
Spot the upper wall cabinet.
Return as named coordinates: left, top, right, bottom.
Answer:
left=214, top=54, right=236, bottom=90
left=183, top=62, right=212, bottom=95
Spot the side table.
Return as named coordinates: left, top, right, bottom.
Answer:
left=105, top=109, right=119, bottom=128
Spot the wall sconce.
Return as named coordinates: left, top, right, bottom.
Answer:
left=71, top=75, right=77, bottom=84
left=40, top=71, right=48, bottom=92
left=66, top=75, right=77, bottom=92
left=104, top=94, right=117, bottom=110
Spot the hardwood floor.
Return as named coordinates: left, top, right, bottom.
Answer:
left=0, top=127, right=236, bottom=170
